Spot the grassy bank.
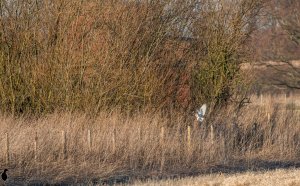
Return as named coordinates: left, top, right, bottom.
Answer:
left=0, top=94, right=299, bottom=184
left=132, top=168, right=300, bottom=186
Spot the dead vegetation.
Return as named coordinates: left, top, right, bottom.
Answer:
left=0, top=96, right=299, bottom=184
left=0, top=0, right=265, bottom=115
left=1, top=0, right=300, bottom=185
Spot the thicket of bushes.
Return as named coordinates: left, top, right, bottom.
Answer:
left=0, top=0, right=264, bottom=115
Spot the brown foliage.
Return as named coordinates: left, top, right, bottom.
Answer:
left=0, top=0, right=265, bottom=115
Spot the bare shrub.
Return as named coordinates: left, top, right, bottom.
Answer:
left=0, top=0, right=265, bottom=115
left=190, top=0, right=265, bottom=109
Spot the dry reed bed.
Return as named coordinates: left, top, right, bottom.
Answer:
left=0, top=99, right=298, bottom=184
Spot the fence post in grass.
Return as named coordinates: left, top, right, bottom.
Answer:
left=187, top=126, right=191, bottom=153
left=284, top=93, right=287, bottom=104
left=160, top=127, right=164, bottom=144
left=87, top=129, right=92, bottom=152
left=160, top=126, right=165, bottom=173
left=138, top=126, right=141, bottom=141
left=210, top=125, right=214, bottom=144
left=267, top=113, right=270, bottom=123
left=260, top=94, right=263, bottom=105
left=61, top=130, right=67, bottom=160
left=222, top=131, right=227, bottom=163
left=5, top=133, right=9, bottom=165
left=34, top=132, right=38, bottom=161
left=112, top=128, right=116, bottom=153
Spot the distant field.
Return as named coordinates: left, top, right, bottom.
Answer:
left=241, top=60, right=300, bottom=94
left=132, top=168, right=300, bottom=186
left=249, top=93, right=300, bottom=108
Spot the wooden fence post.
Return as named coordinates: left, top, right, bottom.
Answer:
left=112, top=128, right=116, bottom=153
left=5, top=133, right=9, bottom=165
left=210, top=125, right=214, bottom=144
left=187, top=126, right=191, bottom=152
left=160, top=127, right=165, bottom=144
left=61, top=130, right=67, bottom=160
left=87, top=129, right=92, bottom=152
left=160, top=127, right=165, bottom=173
left=193, top=118, right=199, bottom=131
left=284, top=93, right=287, bottom=104
left=34, top=132, right=38, bottom=161
left=222, top=131, right=227, bottom=163
left=138, top=126, right=141, bottom=141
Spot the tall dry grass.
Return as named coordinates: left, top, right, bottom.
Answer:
left=0, top=95, right=299, bottom=184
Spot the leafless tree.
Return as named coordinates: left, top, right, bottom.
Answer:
left=269, top=0, right=300, bottom=90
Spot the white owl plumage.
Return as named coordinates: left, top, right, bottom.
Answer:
left=195, top=104, right=207, bottom=122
